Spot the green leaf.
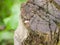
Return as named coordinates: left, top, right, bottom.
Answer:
left=3, top=0, right=27, bottom=30
left=4, top=15, right=19, bottom=30
left=0, top=31, right=14, bottom=42
left=20, top=0, right=27, bottom=3
left=3, top=4, right=20, bottom=30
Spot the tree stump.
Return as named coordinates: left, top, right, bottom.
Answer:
left=14, top=0, right=60, bottom=45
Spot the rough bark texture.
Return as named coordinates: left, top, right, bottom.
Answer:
left=14, top=0, right=60, bottom=45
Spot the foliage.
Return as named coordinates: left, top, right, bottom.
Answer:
left=0, top=0, right=27, bottom=45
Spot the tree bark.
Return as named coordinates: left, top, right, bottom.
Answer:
left=14, top=0, right=60, bottom=45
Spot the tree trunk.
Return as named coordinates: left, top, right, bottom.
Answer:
left=14, top=0, right=60, bottom=45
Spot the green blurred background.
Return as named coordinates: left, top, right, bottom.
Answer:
left=0, top=0, right=27, bottom=45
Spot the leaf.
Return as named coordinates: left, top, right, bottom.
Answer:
left=4, top=15, right=19, bottom=30
left=3, top=4, right=20, bottom=30
left=19, top=0, right=27, bottom=3
left=3, top=0, right=27, bottom=30
left=0, top=31, right=14, bottom=42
